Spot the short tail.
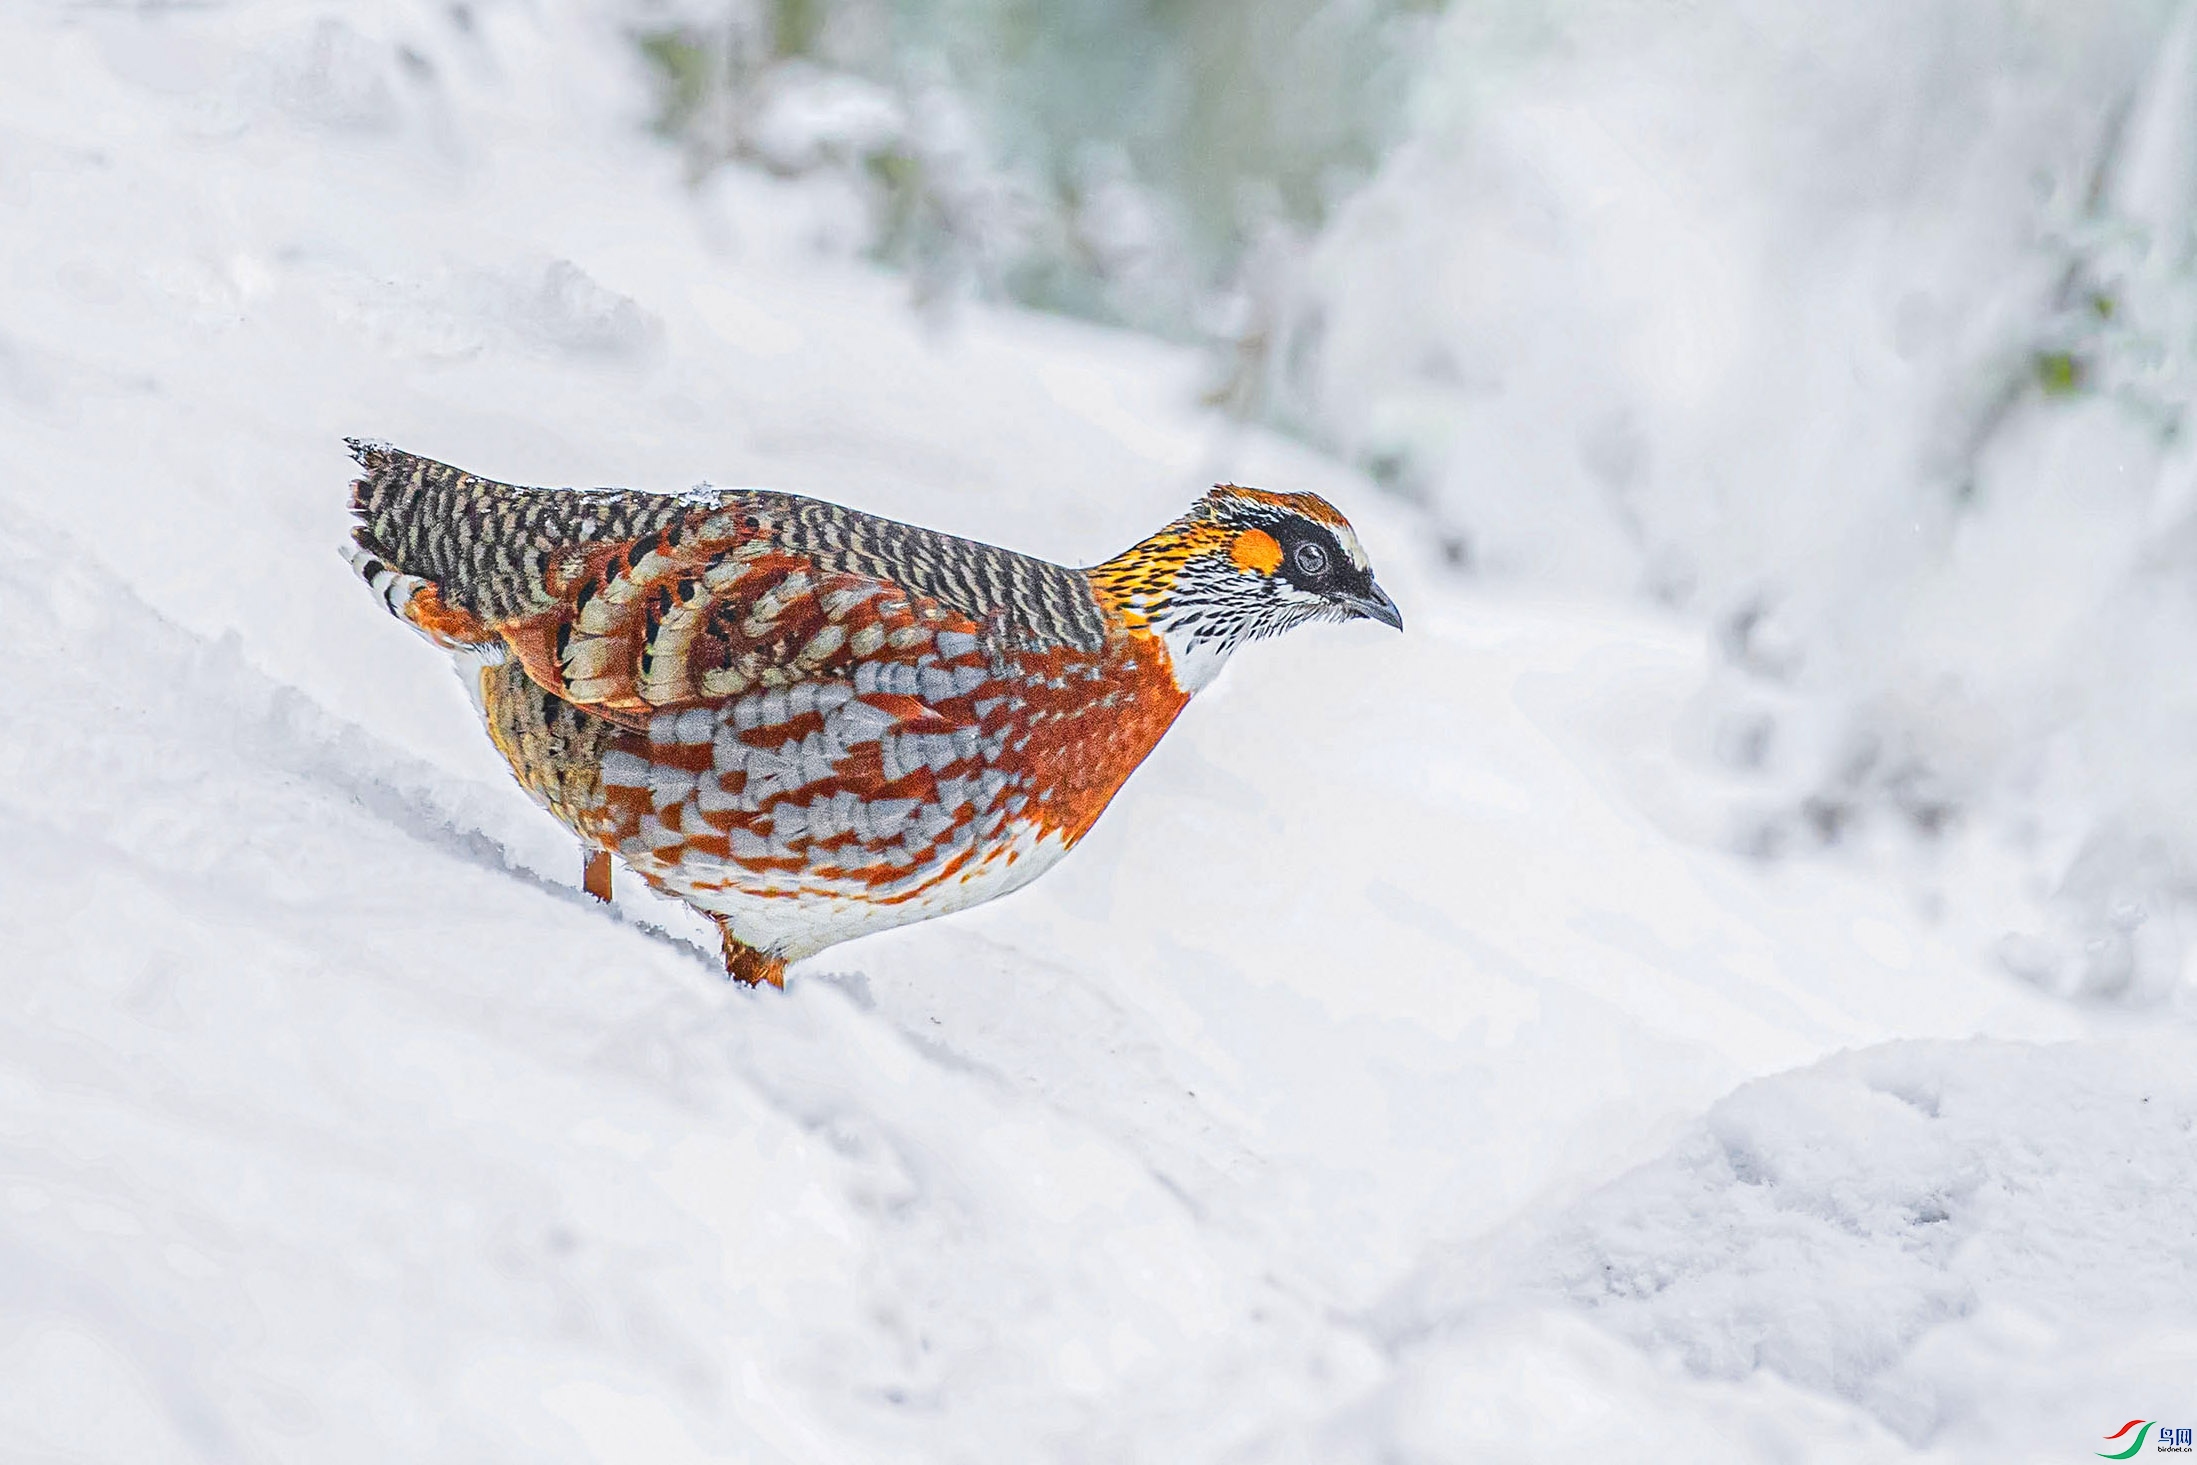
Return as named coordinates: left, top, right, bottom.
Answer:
left=342, top=536, right=436, bottom=623
left=343, top=437, right=696, bottom=631
left=345, top=438, right=494, bottom=606
left=342, top=439, right=508, bottom=653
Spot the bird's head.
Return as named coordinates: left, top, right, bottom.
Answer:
left=1089, top=484, right=1402, bottom=692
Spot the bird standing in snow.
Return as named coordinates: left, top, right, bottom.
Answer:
left=344, top=442, right=1401, bottom=985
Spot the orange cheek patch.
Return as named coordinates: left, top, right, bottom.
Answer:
left=1230, top=528, right=1283, bottom=575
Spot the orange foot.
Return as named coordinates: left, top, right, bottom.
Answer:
left=714, top=916, right=786, bottom=988
left=582, top=848, right=614, bottom=903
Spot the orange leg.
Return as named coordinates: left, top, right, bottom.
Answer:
left=714, top=916, right=786, bottom=988
left=582, top=848, right=613, bottom=903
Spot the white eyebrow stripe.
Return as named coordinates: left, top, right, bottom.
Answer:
left=1330, top=523, right=1369, bottom=571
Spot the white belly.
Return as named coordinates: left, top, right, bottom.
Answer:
left=627, top=819, right=1075, bottom=960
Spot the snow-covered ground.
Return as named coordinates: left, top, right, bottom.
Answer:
left=1, top=4, right=2189, bottom=1461
left=1278, top=0, right=2197, bottom=1009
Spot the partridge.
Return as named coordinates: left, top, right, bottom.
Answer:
left=344, top=442, right=1401, bottom=985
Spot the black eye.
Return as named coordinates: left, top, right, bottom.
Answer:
left=1292, top=541, right=1329, bottom=578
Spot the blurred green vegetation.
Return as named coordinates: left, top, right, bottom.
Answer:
left=2034, top=350, right=2086, bottom=396
left=633, top=0, right=1441, bottom=336
left=636, top=30, right=712, bottom=135
left=774, top=0, right=828, bottom=57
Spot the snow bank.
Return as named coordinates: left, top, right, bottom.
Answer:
left=0, top=2, right=2171, bottom=1460
left=1523, top=1038, right=2197, bottom=1447
left=1343, top=1037, right=2197, bottom=1463
left=1277, top=0, right=2197, bottom=1007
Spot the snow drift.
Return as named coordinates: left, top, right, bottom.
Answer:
left=0, top=2, right=2180, bottom=1461
left=1276, top=0, right=2197, bottom=1010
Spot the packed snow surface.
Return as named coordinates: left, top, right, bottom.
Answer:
left=0, top=4, right=2188, bottom=1462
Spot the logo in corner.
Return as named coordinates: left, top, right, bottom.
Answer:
left=2102, top=1420, right=2196, bottom=1458
left=2102, top=1422, right=2153, bottom=1459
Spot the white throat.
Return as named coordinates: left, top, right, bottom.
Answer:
left=1154, top=621, right=1237, bottom=694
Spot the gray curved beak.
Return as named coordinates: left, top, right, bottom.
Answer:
left=1342, top=582, right=1404, bottom=631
